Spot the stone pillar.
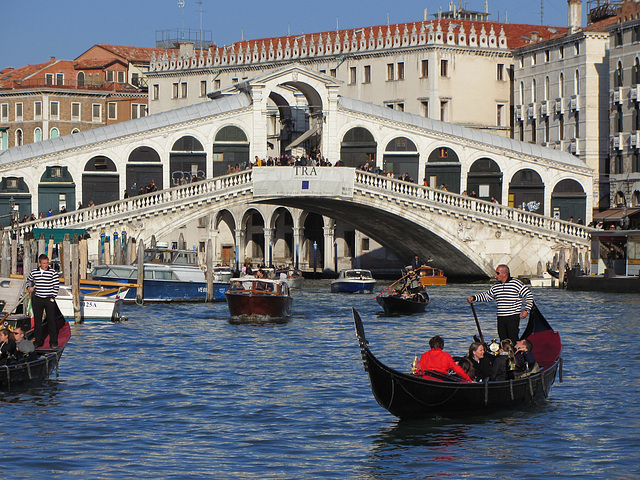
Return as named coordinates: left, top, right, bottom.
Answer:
left=322, top=220, right=336, bottom=274
left=234, top=230, right=246, bottom=273
left=250, top=84, right=268, bottom=160
left=263, top=227, right=274, bottom=267
left=293, top=227, right=305, bottom=269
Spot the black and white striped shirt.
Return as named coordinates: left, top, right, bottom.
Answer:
left=473, top=277, right=533, bottom=316
left=26, top=268, right=60, bottom=299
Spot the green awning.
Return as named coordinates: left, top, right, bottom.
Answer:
left=31, top=228, right=89, bottom=243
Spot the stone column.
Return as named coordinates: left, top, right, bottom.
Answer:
left=293, top=227, right=305, bottom=269
left=322, top=219, right=336, bottom=274
left=234, top=230, right=246, bottom=273
left=263, top=227, right=274, bottom=267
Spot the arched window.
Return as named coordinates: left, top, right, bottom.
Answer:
left=34, top=128, right=42, bottom=142
left=519, top=81, right=525, bottom=105
left=531, top=79, right=537, bottom=102
left=77, top=72, right=85, bottom=87
left=50, top=128, right=59, bottom=139
left=634, top=58, right=640, bottom=84
left=574, top=69, right=580, bottom=95
left=559, top=72, right=564, bottom=97
left=616, top=61, right=624, bottom=88
left=15, top=129, right=23, bottom=146
left=544, top=76, right=550, bottom=101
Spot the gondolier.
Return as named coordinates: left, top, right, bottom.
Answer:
left=467, top=264, right=533, bottom=344
left=26, top=254, right=60, bottom=349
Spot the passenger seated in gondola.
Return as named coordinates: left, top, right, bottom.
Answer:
left=514, top=339, right=538, bottom=375
left=457, top=357, right=475, bottom=380
left=13, top=327, right=36, bottom=361
left=415, top=335, right=473, bottom=382
left=490, top=340, right=516, bottom=381
left=0, top=328, right=17, bottom=365
left=467, top=342, right=493, bottom=382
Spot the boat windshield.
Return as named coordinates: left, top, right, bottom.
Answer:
left=345, top=270, right=372, bottom=278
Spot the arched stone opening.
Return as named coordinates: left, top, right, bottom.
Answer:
left=127, top=146, right=163, bottom=196
left=214, top=210, right=237, bottom=267
left=38, top=166, right=75, bottom=216
left=466, top=158, right=503, bottom=202
left=213, top=126, right=250, bottom=176
left=303, top=212, right=324, bottom=270
left=508, top=169, right=544, bottom=214
left=551, top=179, right=586, bottom=222
left=243, top=208, right=266, bottom=267
left=340, top=127, right=376, bottom=168
left=83, top=156, right=119, bottom=206
left=270, top=207, right=294, bottom=267
left=425, top=147, right=461, bottom=192
left=383, top=137, right=419, bottom=182
left=170, top=136, right=206, bottom=186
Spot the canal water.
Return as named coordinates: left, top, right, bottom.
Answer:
left=2, top=282, right=639, bottom=479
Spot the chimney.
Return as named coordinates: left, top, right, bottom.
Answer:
left=50, top=56, right=56, bottom=63
left=568, top=0, right=582, bottom=35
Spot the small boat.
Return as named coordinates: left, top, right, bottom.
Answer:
left=91, top=247, right=228, bottom=302
left=55, top=285, right=126, bottom=322
left=0, top=313, right=71, bottom=390
left=352, top=303, right=562, bottom=419
left=274, top=267, right=304, bottom=289
left=376, top=272, right=429, bottom=315
left=331, top=269, right=376, bottom=293
left=412, top=266, right=447, bottom=286
left=225, top=277, right=293, bottom=318
left=566, top=267, right=640, bottom=293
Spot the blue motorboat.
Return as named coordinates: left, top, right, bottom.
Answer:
left=91, top=248, right=228, bottom=302
left=330, top=269, right=376, bottom=293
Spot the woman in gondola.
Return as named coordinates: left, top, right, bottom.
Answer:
left=0, top=328, right=17, bottom=365
left=467, top=342, right=493, bottom=382
left=490, top=340, right=516, bottom=381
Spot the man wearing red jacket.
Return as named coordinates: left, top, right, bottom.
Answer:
left=417, top=335, right=472, bottom=382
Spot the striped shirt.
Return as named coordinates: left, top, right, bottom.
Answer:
left=473, top=277, right=533, bottom=316
left=26, top=268, right=60, bottom=298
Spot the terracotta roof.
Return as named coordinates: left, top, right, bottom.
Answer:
left=78, top=44, right=176, bottom=63
left=75, top=58, right=127, bottom=70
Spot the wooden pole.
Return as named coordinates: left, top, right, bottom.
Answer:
left=62, top=233, right=71, bottom=284
left=10, top=231, right=17, bottom=275
left=206, top=238, right=213, bottom=302
left=0, top=230, right=9, bottom=277
left=129, top=238, right=136, bottom=264
left=80, top=236, right=88, bottom=279
left=47, top=235, right=54, bottom=259
left=23, top=236, right=34, bottom=277
left=104, top=236, right=111, bottom=265
left=114, top=233, right=123, bottom=265
left=179, top=232, right=186, bottom=250
left=72, top=234, right=82, bottom=324
left=558, top=247, right=566, bottom=289
left=38, top=233, right=46, bottom=257
left=150, top=235, right=157, bottom=248
left=136, top=239, right=144, bottom=304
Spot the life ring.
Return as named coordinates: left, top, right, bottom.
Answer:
left=200, top=265, right=207, bottom=272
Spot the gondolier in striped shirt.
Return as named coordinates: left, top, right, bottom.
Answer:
left=467, top=264, right=533, bottom=344
left=26, top=254, right=60, bottom=349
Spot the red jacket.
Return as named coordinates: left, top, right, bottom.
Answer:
left=417, top=348, right=472, bottom=382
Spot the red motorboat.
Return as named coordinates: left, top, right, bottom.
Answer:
left=225, top=277, right=293, bottom=318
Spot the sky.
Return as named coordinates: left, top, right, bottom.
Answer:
left=1, top=0, right=581, bottom=70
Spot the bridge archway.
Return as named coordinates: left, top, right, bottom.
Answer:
left=551, top=179, right=586, bottom=221
left=303, top=212, right=324, bottom=270
left=509, top=168, right=544, bottom=214
left=242, top=208, right=266, bottom=266
left=213, top=126, right=250, bottom=176
left=38, top=166, right=75, bottom=215
left=466, top=158, right=503, bottom=201
left=127, top=146, right=163, bottom=196
left=383, top=137, right=419, bottom=182
left=425, top=147, right=461, bottom=192
left=340, top=127, right=376, bottom=168
left=0, top=176, right=30, bottom=227
left=214, top=209, right=237, bottom=267
left=170, top=136, right=206, bottom=186
left=270, top=207, right=294, bottom=266
left=83, top=156, right=119, bottom=206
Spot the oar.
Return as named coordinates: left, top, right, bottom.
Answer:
left=469, top=302, right=485, bottom=344
left=374, top=271, right=413, bottom=298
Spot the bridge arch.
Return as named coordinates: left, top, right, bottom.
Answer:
left=383, top=136, right=419, bottom=182
left=242, top=207, right=266, bottom=265
left=466, top=157, right=503, bottom=202
left=127, top=146, right=163, bottom=196
left=213, top=125, right=250, bottom=176
left=340, top=126, right=376, bottom=168
left=169, top=135, right=206, bottom=186
left=508, top=168, right=544, bottom=214
left=302, top=212, right=325, bottom=270
left=83, top=156, right=119, bottom=207
left=550, top=178, right=586, bottom=221
left=269, top=206, right=295, bottom=266
left=425, top=146, right=461, bottom=192
left=214, top=209, right=238, bottom=267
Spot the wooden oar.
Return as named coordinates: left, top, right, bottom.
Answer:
left=375, top=272, right=413, bottom=298
left=469, top=302, right=485, bottom=344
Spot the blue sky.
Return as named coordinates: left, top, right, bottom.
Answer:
left=2, top=0, right=578, bottom=69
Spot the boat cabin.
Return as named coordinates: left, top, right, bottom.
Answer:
left=143, top=248, right=198, bottom=266
left=229, top=278, right=290, bottom=296
left=339, top=269, right=373, bottom=279
left=589, top=230, right=640, bottom=276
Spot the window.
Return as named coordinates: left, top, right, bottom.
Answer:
left=131, top=72, right=139, bottom=86
left=421, top=59, right=429, bottom=77
left=440, top=100, right=449, bottom=122
left=531, top=53, right=537, bottom=66
left=519, top=81, right=525, bottom=104
left=559, top=72, right=565, bottom=97
left=117, top=71, right=125, bottom=83
left=363, top=65, right=371, bottom=83
left=34, top=101, right=42, bottom=119
left=634, top=25, right=640, bottom=43
left=559, top=114, right=565, bottom=140
left=397, top=62, right=404, bottom=80
left=77, top=72, right=85, bottom=87
left=214, top=79, right=221, bottom=89
left=574, top=42, right=580, bottom=55
left=531, top=119, right=537, bottom=142
left=361, top=238, right=370, bottom=251
left=131, top=104, right=146, bottom=119
left=152, top=84, right=159, bottom=100
left=1, top=104, right=7, bottom=121
left=106, top=70, right=114, bottom=82
left=200, top=80, right=207, bottom=97
left=575, top=111, right=580, bottom=138
left=56, top=73, right=64, bottom=86
left=181, top=82, right=187, bottom=98
left=45, top=74, right=54, bottom=85
left=615, top=29, right=623, bottom=47
left=397, top=103, right=404, bottom=112
left=15, top=129, right=23, bottom=146
left=92, top=104, right=102, bottom=122
left=421, top=101, right=429, bottom=117
left=34, top=128, right=42, bottom=142
left=615, top=105, right=623, bottom=133
left=519, top=120, right=524, bottom=141
left=108, top=102, right=117, bottom=120
left=633, top=153, right=640, bottom=173
left=616, top=62, right=624, bottom=88
left=575, top=70, right=580, bottom=95
left=51, top=166, right=63, bottom=178
left=545, top=117, right=550, bottom=143
left=634, top=58, right=640, bottom=84
left=349, top=66, right=356, bottom=84
left=497, top=104, right=504, bottom=126
left=497, top=63, right=504, bottom=81
left=50, top=101, right=59, bottom=119
left=532, top=79, right=537, bottom=102
left=387, top=63, right=394, bottom=81
left=559, top=46, right=564, bottom=59
left=440, top=59, right=448, bottom=77
left=231, top=78, right=238, bottom=84
left=172, top=83, right=179, bottom=98
left=16, top=103, right=23, bottom=121
left=545, top=50, right=550, bottom=62
left=329, top=69, right=337, bottom=77
left=50, top=127, right=59, bottom=138
left=614, top=155, right=623, bottom=174
left=71, top=102, right=80, bottom=120
left=545, top=76, right=550, bottom=100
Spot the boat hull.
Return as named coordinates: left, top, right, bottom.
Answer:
left=56, top=291, right=124, bottom=322
left=376, top=295, right=427, bottom=315
left=92, top=277, right=228, bottom=302
left=225, top=292, right=293, bottom=318
left=566, top=269, right=640, bottom=293
left=331, top=280, right=376, bottom=293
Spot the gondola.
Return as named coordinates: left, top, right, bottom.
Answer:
left=352, top=303, right=562, bottom=419
left=375, top=271, right=429, bottom=315
left=0, top=313, right=71, bottom=390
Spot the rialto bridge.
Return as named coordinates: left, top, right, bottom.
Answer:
left=0, top=64, right=592, bottom=278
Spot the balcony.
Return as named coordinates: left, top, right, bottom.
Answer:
left=613, top=86, right=623, bottom=105
left=516, top=105, right=523, bottom=120
left=570, top=138, right=579, bottom=154
left=631, top=131, right=640, bottom=148
left=540, top=100, right=549, bottom=116
left=555, top=98, right=564, bottom=114
left=528, top=102, right=538, bottom=119
left=631, top=85, right=640, bottom=102
left=612, top=132, right=623, bottom=150
left=570, top=95, right=579, bottom=111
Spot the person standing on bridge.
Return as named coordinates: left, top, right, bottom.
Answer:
left=467, top=264, right=533, bottom=344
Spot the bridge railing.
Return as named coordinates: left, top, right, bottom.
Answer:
left=354, top=170, right=588, bottom=240
left=17, top=170, right=254, bottom=237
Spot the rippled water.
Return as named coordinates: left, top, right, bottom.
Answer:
left=2, top=282, right=639, bottom=479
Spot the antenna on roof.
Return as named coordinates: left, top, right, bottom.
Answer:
left=196, top=1, right=204, bottom=50
left=540, top=0, right=544, bottom=25
left=387, top=12, right=390, bottom=25
left=336, top=16, right=339, bottom=31
left=178, top=0, right=185, bottom=32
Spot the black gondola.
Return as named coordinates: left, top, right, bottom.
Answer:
left=376, top=294, right=428, bottom=315
left=352, top=304, right=562, bottom=419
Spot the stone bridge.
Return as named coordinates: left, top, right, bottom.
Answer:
left=21, top=167, right=589, bottom=278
